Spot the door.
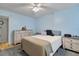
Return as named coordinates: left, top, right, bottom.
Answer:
left=0, top=16, right=8, bottom=43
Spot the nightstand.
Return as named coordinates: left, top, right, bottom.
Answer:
left=63, top=37, right=79, bottom=52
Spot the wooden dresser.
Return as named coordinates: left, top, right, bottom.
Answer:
left=63, top=37, right=79, bottom=52
left=14, top=30, right=32, bottom=45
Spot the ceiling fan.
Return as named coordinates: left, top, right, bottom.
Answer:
left=32, top=3, right=42, bottom=12
left=26, top=3, right=50, bottom=13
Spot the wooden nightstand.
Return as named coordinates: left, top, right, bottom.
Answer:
left=63, top=37, right=79, bottom=52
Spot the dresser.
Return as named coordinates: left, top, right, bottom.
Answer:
left=14, top=30, right=32, bottom=45
left=63, top=37, right=79, bottom=52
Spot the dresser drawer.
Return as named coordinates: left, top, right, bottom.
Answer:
left=72, top=44, right=79, bottom=52
left=72, top=39, right=79, bottom=44
left=63, top=42, right=72, bottom=49
left=63, top=38, right=72, bottom=42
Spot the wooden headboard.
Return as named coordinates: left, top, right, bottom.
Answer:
left=52, top=30, right=61, bottom=36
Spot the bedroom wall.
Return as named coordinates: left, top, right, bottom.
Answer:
left=36, top=14, right=54, bottom=34
left=53, top=6, right=79, bottom=36
left=36, top=6, right=79, bottom=36
left=0, top=10, right=36, bottom=44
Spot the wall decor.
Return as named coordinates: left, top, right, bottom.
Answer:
left=0, top=20, right=4, bottom=25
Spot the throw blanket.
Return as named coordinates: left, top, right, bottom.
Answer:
left=21, top=37, right=53, bottom=56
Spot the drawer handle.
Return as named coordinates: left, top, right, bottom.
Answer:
left=71, top=43, right=72, bottom=45
left=70, top=46, right=72, bottom=49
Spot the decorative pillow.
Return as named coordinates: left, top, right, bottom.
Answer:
left=45, top=30, right=54, bottom=36
left=45, top=30, right=61, bottom=36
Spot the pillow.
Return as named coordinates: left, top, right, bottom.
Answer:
left=45, top=30, right=54, bottom=36
left=45, top=30, right=61, bottom=36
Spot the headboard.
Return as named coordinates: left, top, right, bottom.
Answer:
left=52, top=30, right=61, bottom=36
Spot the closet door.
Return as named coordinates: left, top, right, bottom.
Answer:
left=0, top=16, right=8, bottom=43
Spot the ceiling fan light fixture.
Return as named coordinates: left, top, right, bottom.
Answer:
left=32, top=7, right=40, bottom=12
left=31, top=3, right=42, bottom=13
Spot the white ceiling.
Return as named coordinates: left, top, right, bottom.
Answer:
left=0, top=3, right=78, bottom=18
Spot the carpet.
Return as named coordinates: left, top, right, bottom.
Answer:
left=0, top=44, right=79, bottom=56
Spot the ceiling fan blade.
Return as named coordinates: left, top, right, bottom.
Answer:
left=40, top=5, right=52, bottom=10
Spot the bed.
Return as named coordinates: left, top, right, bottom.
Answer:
left=21, top=35, right=62, bottom=56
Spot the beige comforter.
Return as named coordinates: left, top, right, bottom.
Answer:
left=21, top=37, right=53, bottom=56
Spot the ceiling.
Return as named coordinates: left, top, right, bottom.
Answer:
left=0, top=3, right=78, bottom=18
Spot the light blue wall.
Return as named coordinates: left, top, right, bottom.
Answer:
left=0, top=10, right=36, bottom=44
left=54, top=6, right=79, bottom=35
left=36, top=6, right=79, bottom=36
left=36, top=14, right=54, bottom=34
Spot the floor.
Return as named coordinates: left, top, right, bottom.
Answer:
left=0, top=44, right=79, bottom=56
left=0, top=42, right=13, bottom=50
left=54, top=48, right=79, bottom=56
left=0, top=44, right=28, bottom=56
